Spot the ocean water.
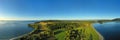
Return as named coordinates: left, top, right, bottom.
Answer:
left=0, top=21, right=36, bottom=40
left=94, top=22, right=120, bottom=40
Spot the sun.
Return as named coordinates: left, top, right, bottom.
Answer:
left=0, top=18, right=8, bottom=20
left=0, top=18, right=15, bottom=20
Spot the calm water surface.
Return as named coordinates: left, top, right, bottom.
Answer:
left=0, top=21, right=37, bottom=40
left=94, top=22, right=120, bottom=40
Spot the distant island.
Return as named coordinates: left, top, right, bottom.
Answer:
left=11, top=18, right=120, bottom=40
left=112, top=18, right=120, bottom=21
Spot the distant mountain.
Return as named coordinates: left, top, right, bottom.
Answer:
left=112, top=18, right=120, bottom=21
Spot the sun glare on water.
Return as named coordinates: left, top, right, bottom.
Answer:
left=0, top=18, right=20, bottom=20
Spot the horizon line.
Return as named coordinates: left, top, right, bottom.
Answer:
left=0, top=18, right=115, bottom=21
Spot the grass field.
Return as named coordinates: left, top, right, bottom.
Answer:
left=54, top=25, right=100, bottom=40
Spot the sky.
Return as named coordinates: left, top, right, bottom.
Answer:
left=0, top=0, right=120, bottom=20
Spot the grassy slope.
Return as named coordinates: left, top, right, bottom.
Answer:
left=55, top=24, right=100, bottom=40
left=85, top=26, right=99, bottom=40
left=55, top=31, right=66, bottom=40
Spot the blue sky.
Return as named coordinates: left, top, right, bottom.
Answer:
left=0, top=0, right=120, bottom=20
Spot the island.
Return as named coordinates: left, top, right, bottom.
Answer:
left=112, top=18, right=120, bottom=21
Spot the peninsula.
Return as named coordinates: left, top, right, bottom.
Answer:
left=11, top=20, right=108, bottom=40
left=10, top=18, right=120, bottom=40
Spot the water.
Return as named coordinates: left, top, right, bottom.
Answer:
left=0, top=21, right=37, bottom=40
left=94, top=22, right=120, bottom=40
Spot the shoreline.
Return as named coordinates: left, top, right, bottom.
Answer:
left=9, top=34, right=28, bottom=40
left=92, top=25, right=104, bottom=40
left=10, top=21, right=104, bottom=40
left=10, top=26, right=104, bottom=40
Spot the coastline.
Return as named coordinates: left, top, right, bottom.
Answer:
left=10, top=21, right=104, bottom=40
left=10, top=25, right=104, bottom=40
left=92, top=24, right=104, bottom=40
left=9, top=34, right=28, bottom=40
